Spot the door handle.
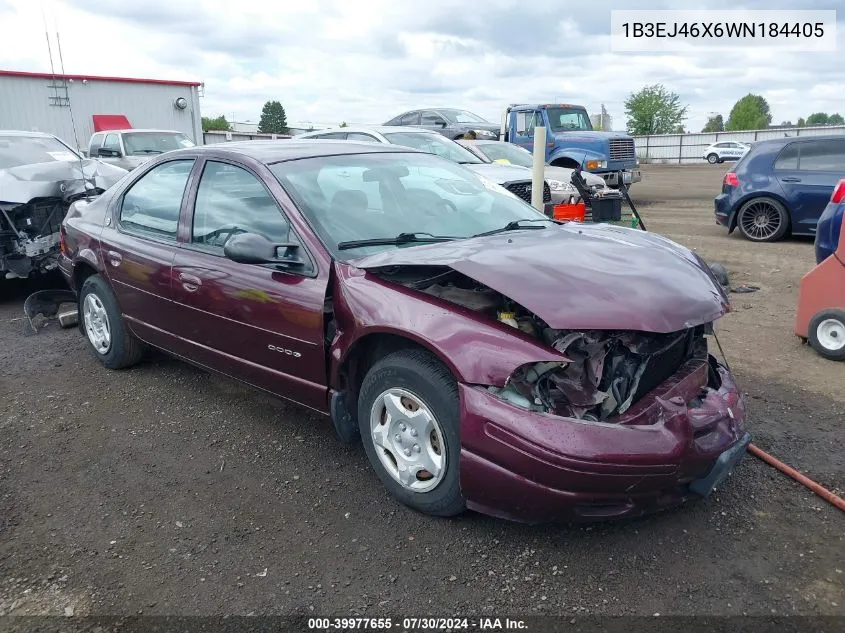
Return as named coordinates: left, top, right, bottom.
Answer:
left=781, top=177, right=801, bottom=183
left=178, top=272, right=202, bottom=292
left=106, top=250, right=122, bottom=267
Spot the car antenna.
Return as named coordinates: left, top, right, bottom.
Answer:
left=46, top=7, right=94, bottom=199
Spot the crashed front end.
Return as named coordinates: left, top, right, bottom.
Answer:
left=369, top=278, right=746, bottom=521
left=464, top=319, right=748, bottom=523
left=0, top=198, right=67, bottom=279
left=350, top=226, right=750, bottom=522
left=0, top=158, right=126, bottom=279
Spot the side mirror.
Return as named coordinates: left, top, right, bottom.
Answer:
left=223, top=232, right=305, bottom=268
left=98, top=147, right=121, bottom=158
left=436, top=120, right=447, bottom=128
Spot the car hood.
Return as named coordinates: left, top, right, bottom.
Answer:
left=0, top=159, right=128, bottom=204
left=462, top=122, right=500, bottom=135
left=554, top=130, right=630, bottom=143
left=347, top=224, right=729, bottom=333
left=464, top=162, right=532, bottom=184
left=124, top=155, right=155, bottom=169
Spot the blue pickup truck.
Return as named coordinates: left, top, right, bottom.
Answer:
left=500, top=104, right=641, bottom=189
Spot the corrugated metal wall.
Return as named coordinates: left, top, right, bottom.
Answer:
left=0, top=75, right=203, bottom=151
left=633, top=125, right=845, bottom=164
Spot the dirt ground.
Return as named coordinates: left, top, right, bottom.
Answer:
left=0, top=163, right=842, bottom=620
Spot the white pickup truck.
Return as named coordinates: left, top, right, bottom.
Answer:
left=86, top=129, right=195, bottom=171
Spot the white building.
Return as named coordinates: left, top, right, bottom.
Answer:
left=0, top=70, right=203, bottom=151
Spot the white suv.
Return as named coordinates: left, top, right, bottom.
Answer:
left=703, top=141, right=750, bottom=164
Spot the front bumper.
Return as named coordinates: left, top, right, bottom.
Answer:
left=600, top=169, right=642, bottom=187
left=458, top=357, right=748, bottom=523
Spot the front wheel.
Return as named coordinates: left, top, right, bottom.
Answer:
left=808, top=309, right=845, bottom=361
left=707, top=153, right=719, bottom=164
left=736, top=197, right=790, bottom=242
left=357, top=349, right=465, bottom=517
left=80, top=274, right=144, bottom=369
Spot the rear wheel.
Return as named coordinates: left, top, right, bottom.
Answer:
left=808, top=309, right=845, bottom=361
left=707, top=153, right=719, bottom=164
left=80, top=274, right=144, bottom=369
left=357, top=349, right=465, bottom=517
left=736, top=197, right=789, bottom=242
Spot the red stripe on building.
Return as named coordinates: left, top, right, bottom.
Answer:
left=0, top=69, right=201, bottom=87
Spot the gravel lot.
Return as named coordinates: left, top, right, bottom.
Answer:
left=1, top=163, right=843, bottom=619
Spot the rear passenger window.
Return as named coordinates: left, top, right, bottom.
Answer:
left=797, top=140, right=845, bottom=171
left=120, top=159, right=194, bottom=240
left=774, top=144, right=799, bottom=170
left=399, top=112, right=420, bottom=125
left=192, top=161, right=290, bottom=250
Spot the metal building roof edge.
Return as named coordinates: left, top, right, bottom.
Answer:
left=0, top=69, right=202, bottom=87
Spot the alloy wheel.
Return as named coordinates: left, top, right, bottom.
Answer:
left=739, top=200, right=784, bottom=241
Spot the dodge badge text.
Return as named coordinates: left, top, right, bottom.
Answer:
left=268, top=344, right=301, bottom=358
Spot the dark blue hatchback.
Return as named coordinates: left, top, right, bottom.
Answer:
left=714, top=136, right=845, bottom=242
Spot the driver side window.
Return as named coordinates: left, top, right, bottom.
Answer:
left=192, top=161, right=291, bottom=250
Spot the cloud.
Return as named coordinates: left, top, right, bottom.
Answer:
left=0, top=0, right=842, bottom=132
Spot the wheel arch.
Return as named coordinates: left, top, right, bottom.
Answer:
left=335, top=331, right=458, bottom=416
left=728, top=192, right=792, bottom=233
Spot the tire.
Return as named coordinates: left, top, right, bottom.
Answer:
left=736, top=197, right=790, bottom=242
left=808, top=309, right=845, bottom=361
left=79, top=274, right=144, bottom=369
left=357, top=349, right=465, bottom=517
left=707, top=153, right=719, bottom=164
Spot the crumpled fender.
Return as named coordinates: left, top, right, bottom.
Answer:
left=329, top=262, right=569, bottom=388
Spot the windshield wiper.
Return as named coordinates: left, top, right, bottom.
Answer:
left=471, top=218, right=560, bottom=238
left=337, top=232, right=458, bottom=251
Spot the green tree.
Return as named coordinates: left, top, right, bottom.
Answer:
left=725, top=94, right=772, bottom=131
left=201, top=114, right=230, bottom=132
left=623, top=84, right=688, bottom=135
left=779, top=121, right=793, bottom=127
left=258, top=100, right=288, bottom=134
left=701, top=114, right=724, bottom=133
left=339, top=121, right=348, bottom=127
left=829, top=113, right=845, bottom=125
left=806, top=112, right=830, bottom=126
left=797, top=117, right=806, bottom=127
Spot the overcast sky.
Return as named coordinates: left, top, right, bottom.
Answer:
left=0, top=0, right=841, bottom=131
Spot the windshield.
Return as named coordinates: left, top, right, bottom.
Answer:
left=270, top=152, right=546, bottom=259
left=545, top=107, right=593, bottom=132
left=439, top=109, right=489, bottom=124
left=0, top=135, right=80, bottom=169
left=122, top=132, right=195, bottom=156
left=473, top=142, right=533, bottom=168
left=383, top=132, right=484, bottom=164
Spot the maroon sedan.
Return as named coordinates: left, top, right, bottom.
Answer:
left=59, top=141, right=750, bottom=523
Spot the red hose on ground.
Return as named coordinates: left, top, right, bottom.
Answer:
left=748, top=443, right=845, bottom=513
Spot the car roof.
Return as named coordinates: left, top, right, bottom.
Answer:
left=167, top=139, right=424, bottom=164
left=96, top=129, right=186, bottom=134
left=0, top=129, right=59, bottom=138
left=748, top=135, right=845, bottom=148
left=298, top=125, right=442, bottom=136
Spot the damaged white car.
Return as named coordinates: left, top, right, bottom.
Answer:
left=0, top=130, right=127, bottom=280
